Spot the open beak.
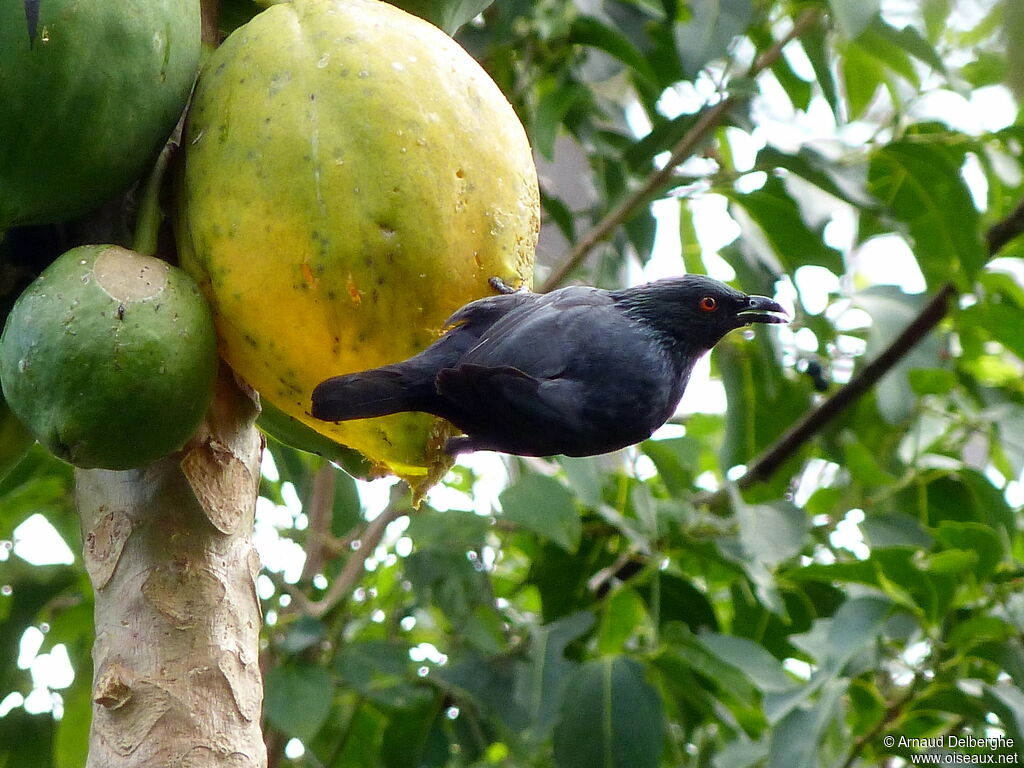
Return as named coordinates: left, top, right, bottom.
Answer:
left=736, top=295, right=789, bottom=325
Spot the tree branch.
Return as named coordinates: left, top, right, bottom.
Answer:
left=303, top=482, right=412, bottom=618
left=727, top=199, right=1024, bottom=493
left=540, top=7, right=824, bottom=292
left=738, top=283, right=955, bottom=488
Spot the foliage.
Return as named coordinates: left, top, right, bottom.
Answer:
left=2, top=0, right=1024, bottom=766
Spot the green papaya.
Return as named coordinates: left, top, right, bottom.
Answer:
left=0, top=0, right=202, bottom=230
left=0, top=245, right=218, bottom=470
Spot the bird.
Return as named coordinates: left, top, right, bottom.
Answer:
left=311, top=274, right=788, bottom=458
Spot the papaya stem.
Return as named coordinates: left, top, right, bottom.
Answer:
left=131, top=138, right=176, bottom=257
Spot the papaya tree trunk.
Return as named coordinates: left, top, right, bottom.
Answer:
left=74, top=370, right=266, bottom=767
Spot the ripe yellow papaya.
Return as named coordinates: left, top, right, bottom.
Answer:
left=176, top=0, right=539, bottom=486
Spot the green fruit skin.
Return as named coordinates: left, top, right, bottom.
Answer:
left=0, top=245, right=218, bottom=470
left=0, top=0, right=201, bottom=229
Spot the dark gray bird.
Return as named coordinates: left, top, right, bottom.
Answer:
left=311, top=275, right=787, bottom=457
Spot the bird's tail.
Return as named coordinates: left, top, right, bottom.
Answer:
left=311, top=363, right=437, bottom=422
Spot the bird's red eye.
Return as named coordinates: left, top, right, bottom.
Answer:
left=699, top=296, right=718, bottom=312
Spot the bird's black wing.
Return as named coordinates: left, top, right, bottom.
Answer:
left=444, top=290, right=539, bottom=335
left=457, top=286, right=615, bottom=377
left=436, top=287, right=676, bottom=455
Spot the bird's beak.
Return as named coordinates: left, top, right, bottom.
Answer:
left=735, top=295, right=789, bottom=326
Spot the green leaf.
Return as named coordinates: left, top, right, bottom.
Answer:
left=1006, top=0, right=1024, bottom=101
left=868, top=139, right=985, bottom=288
left=860, top=512, right=933, bottom=549
left=714, top=738, right=770, bottom=768
left=828, top=0, right=880, bottom=39
left=907, top=368, right=957, bottom=395
left=656, top=630, right=767, bottom=731
left=853, top=287, right=944, bottom=424
left=982, top=683, right=1024, bottom=749
left=407, top=508, right=491, bottom=552
left=767, top=678, right=845, bottom=768
left=280, top=615, right=327, bottom=654
left=674, top=0, right=755, bottom=78
left=735, top=498, right=808, bottom=569
left=868, top=17, right=946, bottom=73
left=934, top=521, right=1004, bottom=581
left=679, top=200, right=706, bottom=275
left=756, top=146, right=875, bottom=209
left=500, top=474, right=581, bottom=552
left=818, top=596, right=891, bottom=672
left=800, top=16, right=840, bottom=117
left=570, top=16, right=657, bottom=85
left=405, top=550, right=489, bottom=622
left=855, top=24, right=920, bottom=88
left=553, top=656, right=664, bottom=768
left=264, top=663, right=334, bottom=740
left=336, top=641, right=421, bottom=709
left=437, top=653, right=528, bottom=731
left=524, top=612, right=597, bottom=739
left=0, top=709, right=54, bottom=768
left=726, top=174, right=844, bottom=274
left=385, top=0, right=494, bottom=34
left=331, top=467, right=363, bottom=538
left=559, top=456, right=604, bottom=508
left=381, top=699, right=449, bottom=768
left=839, top=38, right=887, bottom=118
left=717, top=334, right=810, bottom=482
left=597, top=588, right=648, bottom=654
left=701, top=633, right=796, bottom=693
left=922, top=0, right=950, bottom=42
left=640, top=573, right=718, bottom=633
left=641, top=437, right=700, bottom=496
left=534, top=76, right=589, bottom=159
left=873, top=547, right=954, bottom=624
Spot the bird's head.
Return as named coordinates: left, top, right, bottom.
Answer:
left=614, top=275, right=788, bottom=352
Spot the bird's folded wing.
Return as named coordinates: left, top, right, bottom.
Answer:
left=444, top=291, right=537, bottom=332
left=436, top=363, right=586, bottom=436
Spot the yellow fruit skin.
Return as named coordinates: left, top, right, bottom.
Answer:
left=177, top=0, right=538, bottom=483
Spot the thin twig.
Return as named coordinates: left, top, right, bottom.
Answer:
left=540, top=8, right=825, bottom=292
left=304, top=482, right=412, bottom=618
left=839, top=673, right=924, bottom=768
left=718, top=197, right=1024, bottom=496
left=738, top=283, right=955, bottom=488
left=299, top=462, right=337, bottom=583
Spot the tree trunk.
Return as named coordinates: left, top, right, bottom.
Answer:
left=75, top=370, right=266, bottom=767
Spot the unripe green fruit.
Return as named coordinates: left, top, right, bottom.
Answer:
left=0, top=0, right=201, bottom=229
left=0, top=245, right=218, bottom=469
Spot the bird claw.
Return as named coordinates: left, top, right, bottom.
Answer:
left=488, top=276, right=525, bottom=295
